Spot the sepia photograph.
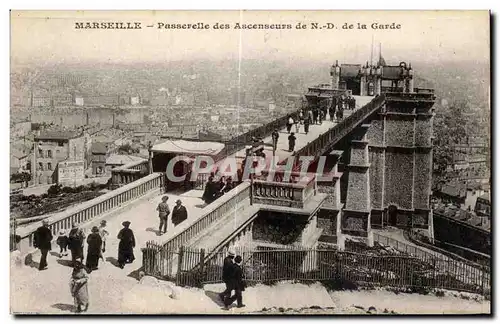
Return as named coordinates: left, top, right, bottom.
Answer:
left=9, top=10, right=491, bottom=315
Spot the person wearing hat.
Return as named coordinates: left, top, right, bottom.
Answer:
left=117, top=221, right=135, bottom=269
left=56, top=229, right=69, bottom=258
left=33, top=219, right=53, bottom=270
left=70, top=261, right=90, bottom=313
left=68, top=223, right=86, bottom=266
left=271, top=128, right=279, bottom=152
left=98, top=220, right=109, bottom=254
left=171, top=199, right=188, bottom=226
left=288, top=132, right=297, bottom=152
left=156, top=196, right=170, bottom=235
left=86, top=226, right=103, bottom=270
left=219, top=248, right=235, bottom=302
left=224, top=255, right=246, bottom=309
left=202, top=176, right=217, bottom=205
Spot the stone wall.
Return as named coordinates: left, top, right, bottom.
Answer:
left=384, top=151, right=413, bottom=210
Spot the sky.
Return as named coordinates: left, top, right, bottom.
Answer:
left=10, top=10, right=490, bottom=68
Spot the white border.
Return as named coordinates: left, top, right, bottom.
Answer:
left=3, top=1, right=497, bottom=324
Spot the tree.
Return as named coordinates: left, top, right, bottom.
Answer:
left=432, top=101, right=482, bottom=187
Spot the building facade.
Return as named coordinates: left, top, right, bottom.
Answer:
left=33, top=131, right=86, bottom=185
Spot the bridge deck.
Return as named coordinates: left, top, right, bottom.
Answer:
left=218, top=95, right=374, bottom=165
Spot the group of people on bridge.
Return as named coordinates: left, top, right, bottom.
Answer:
left=33, top=218, right=138, bottom=312
left=157, top=195, right=189, bottom=234
left=202, top=175, right=235, bottom=205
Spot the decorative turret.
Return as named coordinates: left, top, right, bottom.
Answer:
left=330, top=60, right=341, bottom=89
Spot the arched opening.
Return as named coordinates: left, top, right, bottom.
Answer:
left=388, top=205, right=398, bottom=227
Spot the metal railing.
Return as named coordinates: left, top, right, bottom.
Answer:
left=373, top=232, right=490, bottom=291
left=142, top=245, right=490, bottom=296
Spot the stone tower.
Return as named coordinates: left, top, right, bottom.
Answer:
left=341, top=87, right=436, bottom=245
left=330, top=60, right=340, bottom=89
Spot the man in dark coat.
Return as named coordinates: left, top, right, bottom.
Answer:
left=202, top=176, right=217, bottom=204
left=224, top=255, right=246, bottom=309
left=86, top=226, right=102, bottom=270
left=68, top=223, right=85, bottom=265
left=117, top=221, right=135, bottom=269
left=33, top=219, right=53, bottom=270
left=288, top=132, right=297, bottom=152
left=219, top=249, right=235, bottom=302
left=312, top=109, right=319, bottom=124
left=271, top=129, right=279, bottom=152
left=172, top=199, right=188, bottom=226
left=303, top=113, right=310, bottom=134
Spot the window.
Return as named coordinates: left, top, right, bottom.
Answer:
left=38, top=162, right=43, bottom=171
left=58, top=142, right=64, bottom=147
left=47, top=163, right=52, bottom=171
left=47, top=150, right=52, bottom=158
left=38, top=149, right=43, bottom=158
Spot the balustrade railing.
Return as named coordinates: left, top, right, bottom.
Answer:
left=251, top=174, right=317, bottom=208
left=17, top=173, right=164, bottom=252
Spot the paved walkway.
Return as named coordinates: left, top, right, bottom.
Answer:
left=218, top=95, right=373, bottom=166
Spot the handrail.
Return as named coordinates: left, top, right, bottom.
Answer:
left=113, top=159, right=148, bottom=172
left=17, top=173, right=164, bottom=251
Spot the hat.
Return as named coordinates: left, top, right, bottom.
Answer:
left=59, top=230, right=66, bottom=235
left=162, top=195, right=169, bottom=201
left=100, top=220, right=107, bottom=225
left=122, top=221, right=131, bottom=227
left=175, top=199, right=182, bottom=204
left=91, top=226, right=99, bottom=233
left=73, top=261, right=84, bottom=269
left=72, top=223, right=79, bottom=229
left=227, top=248, right=235, bottom=256
left=42, top=219, right=49, bottom=225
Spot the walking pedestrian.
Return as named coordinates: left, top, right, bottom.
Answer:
left=288, top=132, right=297, bottom=152
left=271, top=129, right=279, bottom=152
left=117, top=221, right=135, bottom=269
left=312, top=109, right=319, bottom=124
left=219, top=249, right=235, bottom=302
left=286, top=116, right=294, bottom=133
left=56, top=229, right=69, bottom=258
left=303, top=114, right=310, bottom=134
left=33, top=219, right=52, bottom=270
left=68, top=223, right=85, bottom=266
left=69, top=261, right=89, bottom=313
left=86, top=226, right=102, bottom=271
left=329, top=105, right=336, bottom=122
left=98, top=220, right=109, bottom=253
left=224, top=255, right=246, bottom=309
left=172, top=199, right=188, bottom=226
left=156, top=196, right=170, bottom=235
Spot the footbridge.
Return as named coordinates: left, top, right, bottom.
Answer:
left=12, top=88, right=440, bottom=311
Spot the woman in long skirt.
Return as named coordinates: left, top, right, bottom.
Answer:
left=86, top=226, right=102, bottom=270
left=70, top=261, right=89, bottom=313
